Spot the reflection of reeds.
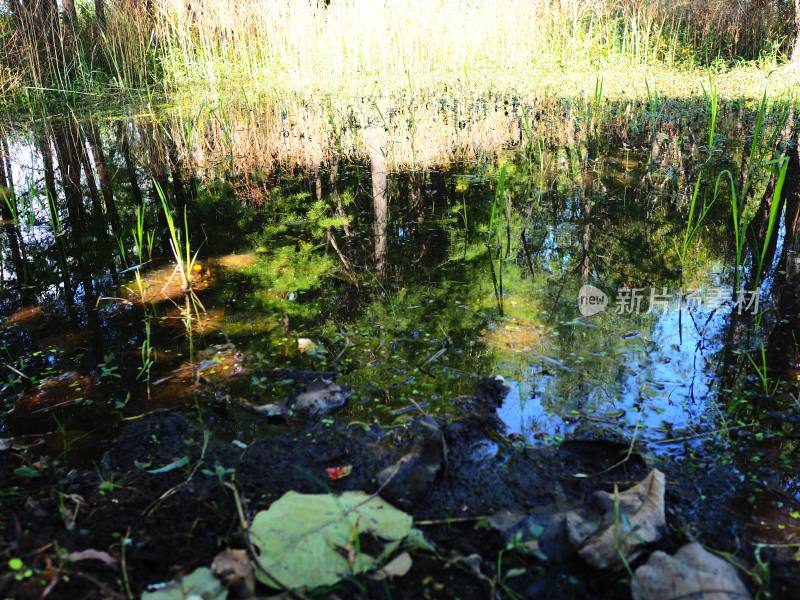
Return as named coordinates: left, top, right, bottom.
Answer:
left=154, top=94, right=618, bottom=176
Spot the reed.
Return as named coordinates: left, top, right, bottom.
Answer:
left=487, top=164, right=509, bottom=315
left=674, top=175, right=715, bottom=269
left=702, top=77, right=718, bottom=151
left=714, top=93, right=789, bottom=289
left=0, top=187, right=17, bottom=224
left=753, top=154, right=790, bottom=288
left=747, top=343, right=779, bottom=396
left=0, top=0, right=795, bottom=103
left=137, top=318, right=154, bottom=391
left=154, top=179, right=199, bottom=292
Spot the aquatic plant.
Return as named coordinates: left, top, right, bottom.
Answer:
left=154, top=180, right=200, bottom=292
left=133, top=203, right=155, bottom=264
left=0, top=187, right=17, bottom=224
left=137, top=319, right=154, bottom=392
left=487, top=163, right=508, bottom=315
left=674, top=175, right=715, bottom=269
left=713, top=93, right=790, bottom=289
left=753, top=154, right=790, bottom=288
left=701, top=76, right=719, bottom=151
left=746, top=343, right=779, bottom=397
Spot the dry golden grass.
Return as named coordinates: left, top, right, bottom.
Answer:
left=0, top=0, right=795, bottom=102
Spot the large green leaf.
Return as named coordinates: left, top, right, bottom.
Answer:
left=249, top=491, right=413, bottom=590
left=141, top=567, right=227, bottom=600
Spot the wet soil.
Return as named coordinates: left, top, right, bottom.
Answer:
left=2, top=378, right=798, bottom=600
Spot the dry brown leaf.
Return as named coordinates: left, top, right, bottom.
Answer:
left=566, top=469, right=666, bottom=569
left=211, top=548, right=254, bottom=596
left=632, top=543, right=751, bottom=600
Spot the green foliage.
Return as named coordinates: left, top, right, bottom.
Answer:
left=141, top=567, right=227, bottom=600
left=155, top=180, right=200, bottom=290
left=249, top=491, right=413, bottom=590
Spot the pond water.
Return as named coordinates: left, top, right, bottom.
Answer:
left=1, top=96, right=799, bottom=545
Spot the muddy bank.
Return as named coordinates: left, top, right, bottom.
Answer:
left=1, top=376, right=797, bottom=600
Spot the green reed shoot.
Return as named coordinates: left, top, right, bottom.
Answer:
left=132, top=204, right=155, bottom=263
left=488, top=164, right=507, bottom=241
left=116, top=236, right=128, bottom=266
left=716, top=169, right=744, bottom=286
left=154, top=179, right=200, bottom=292
left=137, top=318, right=155, bottom=396
left=674, top=175, right=715, bottom=268
left=753, top=154, right=790, bottom=288
left=645, top=79, right=660, bottom=117
left=521, top=107, right=546, bottom=174
left=593, top=76, right=603, bottom=110
left=746, top=343, right=778, bottom=397
left=127, top=204, right=156, bottom=306
left=0, top=187, right=18, bottom=223
left=45, top=190, right=62, bottom=237
left=701, top=76, right=718, bottom=149
left=713, top=92, right=788, bottom=289
left=154, top=180, right=206, bottom=363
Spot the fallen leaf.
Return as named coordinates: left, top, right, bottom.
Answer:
left=506, top=567, right=527, bottom=579
left=325, top=465, right=352, bottom=480
left=249, top=491, right=413, bottom=589
left=59, top=494, right=85, bottom=531
left=566, top=469, right=666, bottom=569
left=14, top=371, right=92, bottom=415
left=372, top=552, right=413, bottom=580
left=632, top=543, right=751, bottom=600
left=67, top=549, right=118, bottom=569
left=212, top=549, right=254, bottom=597
left=141, top=567, right=227, bottom=600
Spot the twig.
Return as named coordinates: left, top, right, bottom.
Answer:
left=3, top=362, right=28, bottom=379
left=415, top=515, right=488, bottom=526
left=120, top=527, right=133, bottom=599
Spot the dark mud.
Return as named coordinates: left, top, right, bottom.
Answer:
left=2, top=378, right=797, bottom=600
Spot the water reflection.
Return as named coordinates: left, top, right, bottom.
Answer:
left=0, top=98, right=798, bottom=524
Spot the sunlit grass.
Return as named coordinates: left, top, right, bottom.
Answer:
left=0, top=0, right=797, bottom=108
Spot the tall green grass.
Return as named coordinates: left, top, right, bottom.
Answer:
left=154, top=180, right=199, bottom=292
left=713, top=93, right=790, bottom=290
